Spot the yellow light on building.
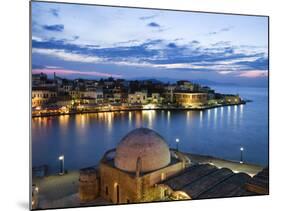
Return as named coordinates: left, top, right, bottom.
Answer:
left=143, top=104, right=156, bottom=109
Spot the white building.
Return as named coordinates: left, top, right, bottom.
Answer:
left=128, top=91, right=147, bottom=104
left=32, top=89, right=57, bottom=107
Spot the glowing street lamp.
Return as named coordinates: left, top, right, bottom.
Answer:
left=240, top=147, right=244, bottom=164
left=59, top=155, right=65, bottom=175
left=176, top=138, right=180, bottom=151
left=35, top=186, right=39, bottom=192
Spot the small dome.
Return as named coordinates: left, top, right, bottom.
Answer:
left=114, top=128, right=171, bottom=173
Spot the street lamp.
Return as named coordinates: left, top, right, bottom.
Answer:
left=59, top=155, right=65, bottom=175
left=176, top=138, right=180, bottom=151
left=240, top=147, right=244, bottom=164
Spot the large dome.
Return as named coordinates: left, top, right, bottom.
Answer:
left=114, top=128, right=171, bottom=173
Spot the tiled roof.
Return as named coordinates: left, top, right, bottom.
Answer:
left=244, top=167, right=269, bottom=194
left=162, top=164, right=268, bottom=199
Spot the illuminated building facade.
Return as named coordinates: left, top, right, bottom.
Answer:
left=174, top=92, right=208, bottom=106
left=128, top=92, right=148, bottom=104
left=32, top=88, right=57, bottom=107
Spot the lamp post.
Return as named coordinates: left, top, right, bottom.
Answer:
left=176, top=138, right=180, bottom=151
left=59, top=155, right=65, bottom=175
left=240, top=147, right=244, bottom=164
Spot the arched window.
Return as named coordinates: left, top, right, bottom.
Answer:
left=105, top=186, right=108, bottom=195
left=114, top=183, right=120, bottom=204
left=161, top=172, right=166, bottom=181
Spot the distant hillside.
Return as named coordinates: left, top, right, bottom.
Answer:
left=131, top=77, right=238, bottom=86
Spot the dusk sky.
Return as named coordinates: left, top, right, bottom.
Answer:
left=32, top=2, right=268, bottom=87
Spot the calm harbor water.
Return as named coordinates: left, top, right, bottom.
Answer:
left=32, top=86, right=269, bottom=173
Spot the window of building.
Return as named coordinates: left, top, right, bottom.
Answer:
left=105, top=186, right=108, bottom=195
left=161, top=172, right=166, bottom=181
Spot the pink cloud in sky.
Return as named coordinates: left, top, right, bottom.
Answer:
left=238, top=70, right=268, bottom=78
left=32, top=68, right=122, bottom=78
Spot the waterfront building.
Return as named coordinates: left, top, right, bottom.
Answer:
left=113, top=93, right=122, bottom=103
left=32, top=87, right=57, bottom=107
left=104, top=77, right=115, bottom=87
left=198, top=86, right=211, bottom=92
left=95, top=89, right=104, bottom=104
left=207, top=92, right=216, bottom=100
left=103, top=93, right=115, bottom=104
left=57, top=79, right=73, bottom=94
left=176, top=80, right=200, bottom=92
left=60, top=84, right=73, bottom=93
left=223, top=94, right=241, bottom=104
left=68, top=90, right=80, bottom=99
left=32, top=73, right=48, bottom=86
left=174, top=92, right=208, bottom=106
left=56, top=100, right=73, bottom=107
left=82, top=91, right=98, bottom=99
left=85, top=84, right=97, bottom=92
left=164, top=85, right=176, bottom=103
left=146, top=93, right=161, bottom=104
left=128, top=91, right=148, bottom=104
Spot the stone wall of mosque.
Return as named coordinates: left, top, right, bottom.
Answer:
left=79, top=167, right=100, bottom=202
left=142, top=161, right=185, bottom=188
left=98, top=158, right=186, bottom=204
left=99, top=162, right=141, bottom=204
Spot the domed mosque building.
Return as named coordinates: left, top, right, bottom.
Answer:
left=79, top=127, right=191, bottom=204
left=79, top=127, right=267, bottom=204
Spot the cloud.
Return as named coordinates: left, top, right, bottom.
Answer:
left=154, top=63, right=205, bottom=69
left=32, top=38, right=160, bottom=61
left=140, top=15, right=157, bottom=20
left=32, top=68, right=122, bottom=78
left=167, top=42, right=177, bottom=48
left=31, top=36, right=43, bottom=42
left=221, top=27, right=232, bottom=32
left=32, top=37, right=268, bottom=76
left=114, top=39, right=141, bottom=47
left=212, top=41, right=231, bottom=46
left=217, top=71, right=233, bottom=75
left=207, top=26, right=233, bottom=36
left=32, top=64, right=46, bottom=69
left=49, top=8, right=59, bottom=17
left=45, top=65, right=61, bottom=69
left=73, top=36, right=79, bottom=40
left=190, top=40, right=200, bottom=45
left=42, top=24, right=64, bottom=32
left=32, top=48, right=102, bottom=63
left=235, top=57, right=268, bottom=70
left=147, top=22, right=161, bottom=28
left=237, top=70, right=268, bottom=78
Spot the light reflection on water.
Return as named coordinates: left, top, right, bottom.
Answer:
left=32, top=87, right=268, bottom=173
left=167, top=111, right=171, bottom=126
left=214, top=108, right=218, bottom=129
left=199, top=111, right=203, bottom=129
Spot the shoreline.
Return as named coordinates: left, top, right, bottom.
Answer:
left=32, top=101, right=246, bottom=118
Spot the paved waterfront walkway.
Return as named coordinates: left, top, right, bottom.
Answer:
left=39, top=194, right=110, bottom=209
left=33, top=171, right=79, bottom=208
left=185, top=153, right=264, bottom=176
